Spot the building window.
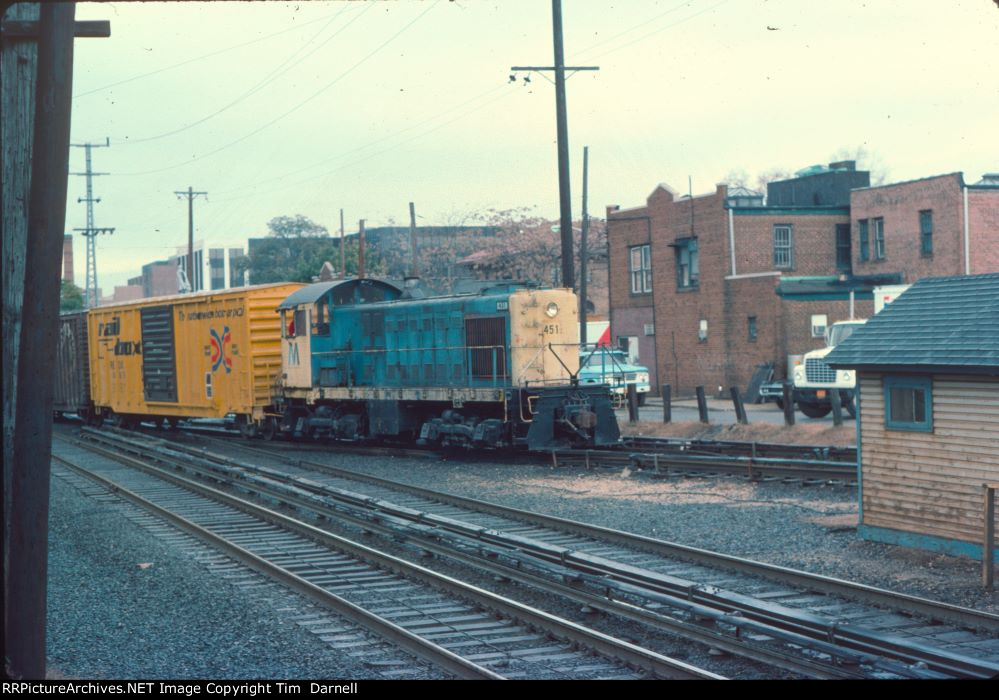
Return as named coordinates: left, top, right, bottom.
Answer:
left=748, top=316, right=758, bottom=341
left=884, top=376, right=933, bottom=432
left=920, top=210, right=933, bottom=255
left=873, top=217, right=885, bottom=260
left=835, top=224, right=852, bottom=270
left=673, top=238, right=698, bottom=289
left=811, top=314, right=827, bottom=338
left=858, top=219, right=869, bottom=262
left=773, top=225, right=793, bottom=268
left=629, top=244, right=652, bottom=294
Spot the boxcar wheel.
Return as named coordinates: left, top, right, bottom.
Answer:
left=238, top=416, right=258, bottom=440
left=260, top=416, right=277, bottom=441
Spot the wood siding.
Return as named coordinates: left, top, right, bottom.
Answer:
left=859, top=373, right=999, bottom=546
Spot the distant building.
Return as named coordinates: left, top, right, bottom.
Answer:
left=62, top=234, right=74, bottom=283
left=606, top=166, right=999, bottom=396
left=767, top=160, right=870, bottom=207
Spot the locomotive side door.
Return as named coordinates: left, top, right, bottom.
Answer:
left=281, top=306, right=312, bottom=388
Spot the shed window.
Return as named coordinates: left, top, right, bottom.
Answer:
left=884, top=376, right=932, bottom=432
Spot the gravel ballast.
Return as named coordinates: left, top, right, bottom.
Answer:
left=304, top=450, right=997, bottom=615
left=46, top=465, right=441, bottom=680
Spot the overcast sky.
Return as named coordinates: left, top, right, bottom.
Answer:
left=66, top=0, right=999, bottom=292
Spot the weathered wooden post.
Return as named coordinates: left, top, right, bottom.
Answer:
left=782, top=382, right=795, bottom=426
left=695, top=386, right=709, bottom=424
left=626, top=383, right=639, bottom=423
left=662, top=384, right=671, bottom=424
left=730, top=386, right=748, bottom=424
left=830, top=388, right=844, bottom=426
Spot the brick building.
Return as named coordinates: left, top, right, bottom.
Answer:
left=851, top=172, right=999, bottom=278
left=62, top=234, right=73, bottom=282
left=607, top=166, right=999, bottom=397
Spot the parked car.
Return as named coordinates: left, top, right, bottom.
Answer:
left=578, top=347, right=651, bottom=404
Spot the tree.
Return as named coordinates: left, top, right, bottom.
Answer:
left=457, top=209, right=607, bottom=291
left=60, top=280, right=84, bottom=312
left=267, top=214, right=328, bottom=238
left=247, top=214, right=383, bottom=283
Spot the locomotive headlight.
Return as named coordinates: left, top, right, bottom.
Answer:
left=545, top=302, right=559, bottom=318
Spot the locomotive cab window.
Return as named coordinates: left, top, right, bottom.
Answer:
left=312, top=301, right=329, bottom=336
left=282, top=309, right=307, bottom=338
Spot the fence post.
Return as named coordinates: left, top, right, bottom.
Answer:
left=830, top=388, right=843, bottom=427
left=662, top=384, right=672, bottom=424
left=782, top=382, right=795, bottom=426
left=730, top=386, right=748, bottom=424
left=695, top=386, right=709, bottom=424
left=627, top=384, right=639, bottom=423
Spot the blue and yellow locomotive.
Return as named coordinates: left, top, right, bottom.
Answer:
left=269, top=278, right=621, bottom=450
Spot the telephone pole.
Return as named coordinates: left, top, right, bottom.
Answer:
left=511, top=0, right=598, bottom=292
left=174, top=186, right=207, bottom=290
left=580, top=145, right=589, bottom=345
left=70, top=138, right=114, bottom=307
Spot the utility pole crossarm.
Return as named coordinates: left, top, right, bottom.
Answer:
left=175, top=187, right=208, bottom=292
left=510, top=1, right=599, bottom=294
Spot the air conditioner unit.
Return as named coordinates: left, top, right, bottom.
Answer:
left=644, top=323, right=655, bottom=336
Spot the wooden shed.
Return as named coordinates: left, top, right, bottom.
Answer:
left=826, top=273, right=999, bottom=560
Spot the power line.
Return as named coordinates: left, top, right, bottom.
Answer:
left=580, top=0, right=731, bottom=61
left=72, top=8, right=349, bottom=99
left=117, top=3, right=369, bottom=145
left=113, top=2, right=440, bottom=177
left=209, top=84, right=509, bottom=201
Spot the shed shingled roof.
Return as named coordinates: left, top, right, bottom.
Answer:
left=825, top=273, right=999, bottom=372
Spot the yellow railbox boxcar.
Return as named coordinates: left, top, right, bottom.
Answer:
left=87, top=283, right=304, bottom=425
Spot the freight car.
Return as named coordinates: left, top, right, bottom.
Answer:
left=270, top=278, right=621, bottom=450
left=85, top=283, right=304, bottom=430
left=53, top=311, right=97, bottom=422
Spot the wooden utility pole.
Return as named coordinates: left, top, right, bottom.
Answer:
left=339, top=208, right=346, bottom=278
left=580, top=145, right=589, bottom=345
left=175, top=186, right=207, bottom=290
left=511, top=0, right=598, bottom=292
left=408, top=201, right=419, bottom=280
left=358, top=219, right=366, bottom=279
left=2, top=3, right=109, bottom=679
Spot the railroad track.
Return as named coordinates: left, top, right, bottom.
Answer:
left=170, top=420, right=857, bottom=484
left=71, top=427, right=999, bottom=679
left=53, top=431, right=719, bottom=680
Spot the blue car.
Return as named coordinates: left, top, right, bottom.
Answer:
left=578, top=347, right=651, bottom=405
